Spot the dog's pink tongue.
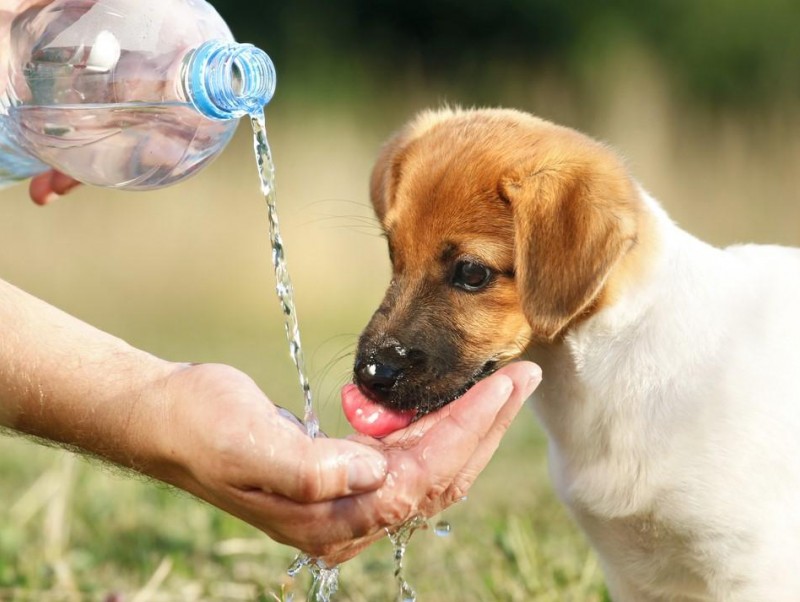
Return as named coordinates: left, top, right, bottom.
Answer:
left=341, top=384, right=416, bottom=437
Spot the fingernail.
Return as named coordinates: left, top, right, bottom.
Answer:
left=43, top=193, right=60, bottom=205
left=496, top=374, right=514, bottom=401
left=522, top=364, right=543, bottom=398
left=347, top=453, right=387, bottom=491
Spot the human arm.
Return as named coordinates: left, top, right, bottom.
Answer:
left=0, top=277, right=388, bottom=529
left=0, top=276, right=541, bottom=558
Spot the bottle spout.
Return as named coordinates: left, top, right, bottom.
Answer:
left=185, top=40, right=276, bottom=120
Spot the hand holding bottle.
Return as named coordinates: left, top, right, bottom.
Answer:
left=1, top=0, right=80, bottom=203
left=26, top=169, right=80, bottom=204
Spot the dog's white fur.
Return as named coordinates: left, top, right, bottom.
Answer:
left=528, top=189, right=800, bottom=601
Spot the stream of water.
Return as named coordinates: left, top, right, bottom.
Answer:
left=251, top=112, right=338, bottom=598
left=251, top=110, right=448, bottom=602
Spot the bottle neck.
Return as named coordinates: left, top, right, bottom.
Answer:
left=183, top=41, right=276, bottom=120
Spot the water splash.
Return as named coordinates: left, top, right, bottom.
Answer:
left=387, top=516, right=428, bottom=602
left=287, top=554, right=340, bottom=602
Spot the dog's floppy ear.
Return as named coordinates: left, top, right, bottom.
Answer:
left=369, top=127, right=415, bottom=223
left=370, top=108, right=461, bottom=223
left=500, top=154, right=639, bottom=341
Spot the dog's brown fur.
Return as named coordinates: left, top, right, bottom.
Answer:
left=358, top=107, right=657, bottom=412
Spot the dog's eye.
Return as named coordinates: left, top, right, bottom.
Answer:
left=452, top=260, right=492, bottom=291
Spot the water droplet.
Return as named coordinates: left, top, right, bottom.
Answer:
left=434, top=521, right=452, bottom=537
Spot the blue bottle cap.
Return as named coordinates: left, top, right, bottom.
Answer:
left=186, top=40, right=276, bottom=120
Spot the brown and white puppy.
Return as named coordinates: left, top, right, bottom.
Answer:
left=354, top=107, right=647, bottom=414
left=344, top=107, right=800, bottom=601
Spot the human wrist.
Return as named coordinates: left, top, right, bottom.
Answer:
left=132, top=361, right=200, bottom=487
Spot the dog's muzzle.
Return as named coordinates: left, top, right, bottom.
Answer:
left=354, top=342, right=426, bottom=404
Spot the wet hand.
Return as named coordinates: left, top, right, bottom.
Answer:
left=249, top=361, right=541, bottom=563
left=149, top=361, right=539, bottom=563
left=150, top=363, right=389, bottom=549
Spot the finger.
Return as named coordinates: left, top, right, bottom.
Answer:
left=29, top=171, right=81, bottom=205
left=428, top=362, right=541, bottom=512
left=50, top=170, right=81, bottom=195
left=229, top=487, right=385, bottom=557
left=405, top=362, right=541, bottom=492
left=376, top=362, right=538, bottom=451
left=252, top=423, right=389, bottom=503
left=29, top=172, right=54, bottom=205
left=379, top=365, right=514, bottom=452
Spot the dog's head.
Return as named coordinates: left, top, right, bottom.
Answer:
left=353, top=108, right=647, bottom=417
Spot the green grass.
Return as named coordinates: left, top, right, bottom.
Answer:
left=0, top=419, right=607, bottom=601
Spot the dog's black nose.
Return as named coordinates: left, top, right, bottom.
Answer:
left=356, top=361, right=401, bottom=400
left=355, top=345, right=411, bottom=402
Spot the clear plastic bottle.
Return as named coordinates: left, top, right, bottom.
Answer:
left=0, top=0, right=275, bottom=190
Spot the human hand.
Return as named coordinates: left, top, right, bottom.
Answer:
left=28, top=170, right=81, bottom=205
left=318, top=361, right=542, bottom=564
left=153, top=361, right=540, bottom=563
left=150, top=363, right=391, bottom=550
left=0, top=2, right=82, bottom=203
left=0, top=272, right=541, bottom=563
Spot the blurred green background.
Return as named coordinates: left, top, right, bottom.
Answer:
left=2, top=1, right=800, bottom=600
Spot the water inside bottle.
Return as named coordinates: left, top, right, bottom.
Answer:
left=7, top=102, right=234, bottom=189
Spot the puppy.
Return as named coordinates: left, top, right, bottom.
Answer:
left=343, top=107, right=800, bottom=601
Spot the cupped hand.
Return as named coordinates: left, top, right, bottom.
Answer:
left=151, top=363, right=389, bottom=546
left=152, top=361, right=540, bottom=563
left=318, top=360, right=542, bottom=563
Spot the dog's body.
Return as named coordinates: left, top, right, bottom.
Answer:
left=353, top=107, right=800, bottom=601
left=531, top=194, right=800, bottom=600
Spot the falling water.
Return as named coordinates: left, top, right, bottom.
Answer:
left=251, top=111, right=337, bottom=598
left=250, top=111, right=319, bottom=437
left=252, top=110, right=456, bottom=601
left=387, top=516, right=429, bottom=602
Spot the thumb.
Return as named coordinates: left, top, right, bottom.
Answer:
left=265, top=429, right=388, bottom=503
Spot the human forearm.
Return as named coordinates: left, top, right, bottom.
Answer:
left=0, top=277, right=175, bottom=470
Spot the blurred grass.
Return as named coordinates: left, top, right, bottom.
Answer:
left=1, top=50, right=799, bottom=600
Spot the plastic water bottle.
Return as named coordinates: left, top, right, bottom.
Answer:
left=0, top=0, right=275, bottom=190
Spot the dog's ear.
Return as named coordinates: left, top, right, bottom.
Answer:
left=370, top=108, right=461, bottom=223
left=500, top=154, right=639, bottom=341
left=369, top=129, right=413, bottom=223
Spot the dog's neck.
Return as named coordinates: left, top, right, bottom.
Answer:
left=524, top=187, right=740, bottom=516
left=575, top=186, right=731, bottom=339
